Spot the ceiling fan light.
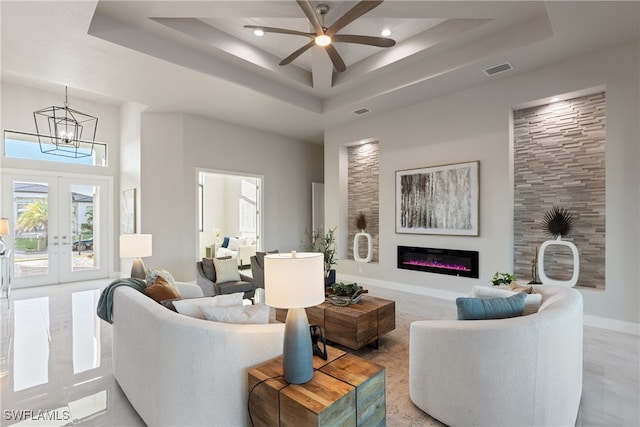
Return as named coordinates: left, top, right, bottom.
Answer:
left=253, top=29, right=264, bottom=37
left=315, top=34, right=331, bottom=46
left=381, top=28, right=391, bottom=37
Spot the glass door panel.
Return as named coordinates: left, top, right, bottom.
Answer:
left=70, top=184, right=97, bottom=272
left=12, top=181, right=51, bottom=280
left=2, top=173, right=110, bottom=287
left=59, top=177, right=108, bottom=283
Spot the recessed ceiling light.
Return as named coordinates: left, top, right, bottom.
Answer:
left=381, top=28, right=391, bottom=37
left=253, top=29, right=264, bottom=37
left=550, top=97, right=560, bottom=102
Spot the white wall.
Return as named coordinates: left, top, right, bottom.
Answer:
left=199, top=172, right=226, bottom=257
left=141, top=112, right=323, bottom=281
left=223, top=175, right=241, bottom=238
left=325, top=41, right=640, bottom=328
left=119, top=101, right=147, bottom=274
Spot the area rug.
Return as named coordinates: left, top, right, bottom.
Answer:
left=347, top=311, right=446, bottom=427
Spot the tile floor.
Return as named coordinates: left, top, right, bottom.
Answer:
left=0, top=280, right=638, bottom=426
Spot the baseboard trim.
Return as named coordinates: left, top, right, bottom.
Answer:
left=338, top=274, right=461, bottom=301
left=338, top=273, right=640, bottom=336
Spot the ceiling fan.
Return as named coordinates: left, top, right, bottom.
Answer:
left=244, top=0, right=396, bottom=72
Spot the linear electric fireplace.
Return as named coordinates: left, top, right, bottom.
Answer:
left=397, top=246, right=479, bottom=278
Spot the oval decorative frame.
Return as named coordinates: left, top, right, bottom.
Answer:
left=537, top=237, right=580, bottom=287
left=353, top=232, right=373, bottom=263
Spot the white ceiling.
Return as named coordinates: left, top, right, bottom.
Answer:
left=1, top=1, right=639, bottom=144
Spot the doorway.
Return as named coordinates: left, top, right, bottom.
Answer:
left=1, top=173, right=111, bottom=287
left=198, top=170, right=263, bottom=259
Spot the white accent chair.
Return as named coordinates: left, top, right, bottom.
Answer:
left=409, top=285, right=583, bottom=427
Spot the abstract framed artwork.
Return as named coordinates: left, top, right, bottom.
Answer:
left=396, top=161, right=479, bottom=235
left=121, top=188, right=136, bottom=234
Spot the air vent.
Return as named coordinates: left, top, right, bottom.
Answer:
left=483, top=62, right=513, bottom=76
left=353, top=108, right=370, bottom=115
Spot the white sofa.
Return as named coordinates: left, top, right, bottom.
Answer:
left=112, top=283, right=284, bottom=427
left=216, top=237, right=257, bottom=267
left=409, top=285, right=583, bottom=427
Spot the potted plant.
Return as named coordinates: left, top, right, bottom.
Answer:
left=329, top=282, right=367, bottom=305
left=490, top=271, right=517, bottom=286
left=304, top=227, right=337, bottom=285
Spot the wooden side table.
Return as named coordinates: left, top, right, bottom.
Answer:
left=248, top=346, right=385, bottom=426
left=276, top=295, right=396, bottom=350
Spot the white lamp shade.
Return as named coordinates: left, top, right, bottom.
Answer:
left=0, top=218, right=9, bottom=236
left=264, top=252, right=325, bottom=309
left=120, top=234, right=152, bottom=258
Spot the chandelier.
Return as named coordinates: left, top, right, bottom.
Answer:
left=33, top=86, right=98, bottom=158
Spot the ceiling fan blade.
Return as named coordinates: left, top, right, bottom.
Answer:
left=326, top=0, right=384, bottom=37
left=324, top=44, right=346, bottom=72
left=332, top=34, right=396, bottom=47
left=279, top=40, right=315, bottom=66
left=296, top=0, right=323, bottom=35
left=244, top=25, right=314, bottom=38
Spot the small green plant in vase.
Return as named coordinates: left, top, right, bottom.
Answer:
left=491, top=271, right=517, bottom=286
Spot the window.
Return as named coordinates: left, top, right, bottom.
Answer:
left=239, top=179, right=257, bottom=234
left=4, top=130, right=107, bottom=166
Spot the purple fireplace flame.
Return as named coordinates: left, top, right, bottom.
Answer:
left=403, top=259, right=471, bottom=272
left=398, top=246, right=479, bottom=278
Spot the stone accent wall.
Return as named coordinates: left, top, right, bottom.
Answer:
left=513, top=92, right=606, bottom=289
left=348, top=142, right=379, bottom=263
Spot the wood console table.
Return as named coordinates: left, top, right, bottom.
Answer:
left=276, top=295, right=395, bottom=350
left=248, top=346, right=385, bottom=426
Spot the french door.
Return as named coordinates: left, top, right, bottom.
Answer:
left=1, top=172, right=111, bottom=287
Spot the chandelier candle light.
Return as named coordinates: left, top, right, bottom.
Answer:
left=120, top=234, right=153, bottom=279
left=264, top=251, right=325, bottom=384
left=33, top=86, right=98, bottom=158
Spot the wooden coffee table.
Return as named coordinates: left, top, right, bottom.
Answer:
left=248, top=346, right=385, bottom=426
left=276, top=295, right=395, bottom=350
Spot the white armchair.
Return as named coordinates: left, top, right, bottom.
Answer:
left=409, top=285, right=583, bottom=427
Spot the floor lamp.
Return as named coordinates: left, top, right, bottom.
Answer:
left=264, top=251, right=325, bottom=384
left=120, top=234, right=152, bottom=279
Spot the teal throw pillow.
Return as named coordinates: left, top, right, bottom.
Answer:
left=456, top=292, right=526, bottom=320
